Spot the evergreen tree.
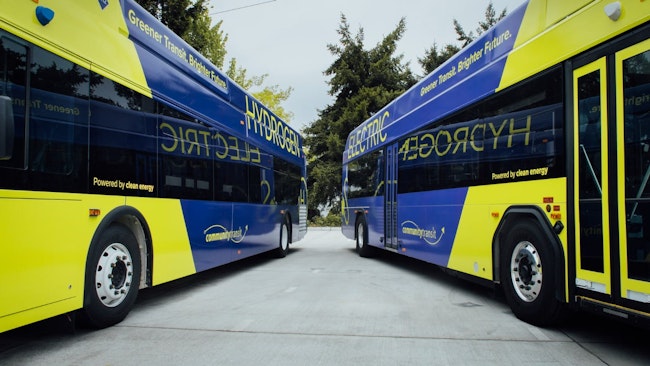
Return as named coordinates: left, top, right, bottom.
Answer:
left=419, top=2, right=507, bottom=74
left=304, top=15, right=415, bottom=214
left=136, top=0, right=204, bottom=39
left=418, top=43, right=460, bottom=75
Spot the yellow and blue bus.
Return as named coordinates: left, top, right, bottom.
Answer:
left=342, top=0, right=649, bottom=326
left=0, top=0, right=307, bottom=332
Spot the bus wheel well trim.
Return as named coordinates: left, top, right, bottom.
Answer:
left=80, top=222, right=142, bottom=328
left=493, top=207, right=566, bottom=304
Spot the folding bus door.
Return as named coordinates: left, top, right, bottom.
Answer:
left=384, top=144, right=398, bottom=250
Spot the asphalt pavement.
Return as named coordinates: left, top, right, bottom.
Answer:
left=1, top=228, right=649, bottom=365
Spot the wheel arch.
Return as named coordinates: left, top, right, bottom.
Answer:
left=492, top=205, right=566, bottom=302
left=86, top=206, right=153, bottom=297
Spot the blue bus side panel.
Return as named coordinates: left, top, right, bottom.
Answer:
left=397, top=189, right=467, bottom=267
left=180, top=200, right=281, bottom=272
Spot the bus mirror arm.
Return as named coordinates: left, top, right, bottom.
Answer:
left=0, top=95, right=14, bottom=160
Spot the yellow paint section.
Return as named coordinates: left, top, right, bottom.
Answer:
left=499, top=0, right=650, bottom=91
left=0, top=0, right=151, bottom=97
left=447, top=178, right=567, bottom=281
left=0, top=190, right=196, bottom=332
left=0, top=190, right=124, bottom=333
left=126, top=198, right=196, bottom=286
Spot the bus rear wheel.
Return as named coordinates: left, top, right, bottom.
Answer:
left=356, top=217, right=372, bottom=257
left=80, top=224, right=141, bottom=328
left=275, top=219, right=290, bottom=258
left=500, top=220, right=564, bottom=326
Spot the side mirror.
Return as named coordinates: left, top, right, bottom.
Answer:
left=0, top=95, right=14, bottom=160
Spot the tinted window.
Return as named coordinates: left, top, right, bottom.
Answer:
left=89, top=72, right=157, bottom=196
left=398, top=68, right=564, bottom=193
left=348, top=149, right=384, bottom=199
left=0, top=39, right=89, bottom=192
left=274, top=157, right=301, bottom=205
left=0, top=35, right=27, bottom=171
left=623, top=49, right=650, bottom=281
left=159, top=114, right=212, bottom=200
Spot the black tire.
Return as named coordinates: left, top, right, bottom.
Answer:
left=500, top=219, right=564, bottom=326
left=356, top=217, right=372, bottom=257
left=80, top=224, right=141, bottom=328
left=275, top=218, right=290, bottom=258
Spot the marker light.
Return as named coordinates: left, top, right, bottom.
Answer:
left=604, top=2, right=622, bottom=21
left=35, top=6, right=55, bottom=26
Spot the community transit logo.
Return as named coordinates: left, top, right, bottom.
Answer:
left=401, top=220, right=445, bottom=246
left=203, top=224, right=248, bottom=244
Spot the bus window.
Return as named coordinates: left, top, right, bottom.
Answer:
left=0, top=36, right=26, bottom=169
left=90, top=72, right=157, bottom=197
left=274, top=157, right=301, bottom=204
left=0, top=95, right=13, bottom=159
left=348, top=149, right=384, bottom=198
left=577, top=69, right=605, bottom=273
left=623, top=49, right=650, bottom=281
left=29, top=46, right=89, bottom=180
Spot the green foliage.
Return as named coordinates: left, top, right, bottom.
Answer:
left=309, top=213, right=342, bottom=227
left=185, top=12, right=228, bottom=68
left=419, top=2, right=507, bottom=74
left=136, top=0, right=205, bottom=38
left=226, top=59, right=294, bottom=122
left=418, top=43, right=460, bottom=75
left=253, top=84, right=295, bottom=124
left=303, top=15, right=416, bottom=212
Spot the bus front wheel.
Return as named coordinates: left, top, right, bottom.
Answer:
left=80, top=224, right=141, bottom=328
left=500, top=220, right=564, bottom=326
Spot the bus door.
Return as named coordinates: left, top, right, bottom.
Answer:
left=384, top=144, right=399, bottom=250
left=574, top=37, right=650, bottom=309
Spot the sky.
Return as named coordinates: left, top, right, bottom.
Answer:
left=207, top=0, right=526, bottom=132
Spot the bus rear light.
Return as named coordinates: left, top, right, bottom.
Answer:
left=89, top=209, right=101, bottom=217
left=543, top=197, right=554, bottom=203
